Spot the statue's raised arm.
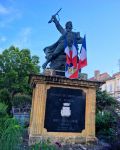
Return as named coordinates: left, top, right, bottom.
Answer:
left=51, top=15, right=65, bottom=35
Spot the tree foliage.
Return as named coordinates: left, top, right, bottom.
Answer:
left=0, top=89, right=12, bottom=114
left=0, top=102, right=8, bottom=117
left=96, top=89, right=120, bottom=142
left=0, top=46, right=40, bottom=96
left=0, top=46, right=40, bottom=149
left=12, top=93, right=31, bottom=107
left=96, top=90, right=118, bottom=111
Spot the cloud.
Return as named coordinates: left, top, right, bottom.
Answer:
left=0, top=36, right=7, bottom=42
left=13, top=27, right=32, bottom=48
left=0, top=3, right=22, bottom=28
left=21, top=27, right=32, bottom=44
left=0, top=12, right=22, bottom=28
left=0, top=4, right=9, bottom=15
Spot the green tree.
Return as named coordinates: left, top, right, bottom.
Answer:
left=96, top=90, right=120, bottom=142
left=0, top=89, right=11, bottom=105
left=0, top=89, right=12, bottom=114
left=96, top=90, right=118, bottom=111
left=0, top=45, right=40, bottom=96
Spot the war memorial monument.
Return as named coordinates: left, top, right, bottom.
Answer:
left=29, top=10, right=101, bottom=145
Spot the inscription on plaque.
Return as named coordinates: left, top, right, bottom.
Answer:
left=44, top=87, right=86, bottom=132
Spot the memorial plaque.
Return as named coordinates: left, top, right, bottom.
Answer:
left=44, top=87, right=86, bottom=132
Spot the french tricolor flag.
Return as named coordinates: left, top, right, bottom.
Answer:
left=65, top=45, right=78, bottom=79
left=78, top=35, right=87, bottom=69
left=65, top=35, right=87, bottom=79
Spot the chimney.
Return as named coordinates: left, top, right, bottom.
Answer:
left=94, top=70, right=100, bottom=80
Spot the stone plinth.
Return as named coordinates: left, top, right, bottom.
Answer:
left=29, top=74, right=102, bottom=145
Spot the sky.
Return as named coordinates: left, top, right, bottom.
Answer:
left=0, top=0, right=120, bottom=78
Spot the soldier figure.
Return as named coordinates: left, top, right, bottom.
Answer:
left=42, top=15, right=83, bottom=71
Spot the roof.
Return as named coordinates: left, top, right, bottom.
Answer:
left=89, top=72, right=110, bottom=81
left=113, top=72, right=120, bottom=77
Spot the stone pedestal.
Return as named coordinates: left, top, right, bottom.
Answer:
left=29, top=74, right=101, bottom=145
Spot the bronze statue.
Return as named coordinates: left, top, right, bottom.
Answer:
left=42, top=11, right=83, bottom=71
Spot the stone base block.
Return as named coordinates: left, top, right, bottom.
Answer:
left=29, top=135, right=97, bottom=146
left=29, top=74, right=102, bottom=146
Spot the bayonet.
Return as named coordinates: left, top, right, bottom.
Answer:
left=48, top=8, right=62, bottom=23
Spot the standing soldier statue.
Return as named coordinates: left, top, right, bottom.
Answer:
left=42, top=9, right=83, bottom=71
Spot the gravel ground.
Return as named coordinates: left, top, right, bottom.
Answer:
left=58, top=142, right=111, bottom=150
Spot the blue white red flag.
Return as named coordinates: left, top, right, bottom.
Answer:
left=78, top=35, right=87, bottom=69
left=65, top=45, right=78, bottom=79
left=65, top=35, right=87, bottom=79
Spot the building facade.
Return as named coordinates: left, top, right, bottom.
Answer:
left=90, top=70, right=120, bottom=101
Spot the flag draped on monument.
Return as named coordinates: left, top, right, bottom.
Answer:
left=65, top=45, right=78, bottom=79
left=78, top=35, right=87, bottom=69
left=65, top=35, right=87, bottom=79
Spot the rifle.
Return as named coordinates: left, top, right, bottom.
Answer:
left=48, top=8, right=62, bottom=23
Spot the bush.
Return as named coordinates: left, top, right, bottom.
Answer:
left=96, top=90, right=120, bottom=142
left=0, top=102, right=8, bottom=116
left=96, top=111, right=116, bottom=139
left=0, top=89, right=12, bottom=114
left=0, top=89, right=11, bottom=104
left=96, top=90, right=117, bottom=111
left=0, top=118, right=23, bottom=150
left=30, top=139, right=57, bottom=150
left=0, top=103, right=23, bottom=150
left=12, top=93, right=31, bottom=108
left=0, top=103, right=9, bottom=138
